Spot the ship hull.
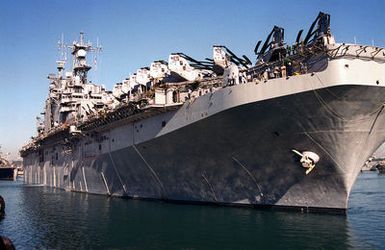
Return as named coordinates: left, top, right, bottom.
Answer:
left=0, top=167, right=17, bottom=181
left=23, top=58, right=385, bottom=213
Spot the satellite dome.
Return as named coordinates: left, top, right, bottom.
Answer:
left=77, top=49, right=87, bottom=58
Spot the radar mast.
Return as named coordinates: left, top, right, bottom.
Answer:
left=67, top=32, right=102, bottom=84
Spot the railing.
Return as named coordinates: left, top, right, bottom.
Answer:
left=326, top=44, right=385, bottom=62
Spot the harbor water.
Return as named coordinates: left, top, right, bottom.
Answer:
left=0, top=172, right=384, bottom=249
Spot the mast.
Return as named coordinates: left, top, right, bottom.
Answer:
left=70, top=32, right=92, bottom=85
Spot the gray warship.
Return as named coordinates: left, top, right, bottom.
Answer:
left=20, top=13, right=385, bottom=213
left=0, top=147, right=17, bottom=180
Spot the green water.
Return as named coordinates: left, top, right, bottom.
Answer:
left=0, top=172, right=384, bottom=249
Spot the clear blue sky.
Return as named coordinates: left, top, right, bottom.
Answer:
left=1, top=0, right=385, bottom=159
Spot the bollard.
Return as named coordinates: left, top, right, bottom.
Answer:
left=0, top=236, right=15, bottom=250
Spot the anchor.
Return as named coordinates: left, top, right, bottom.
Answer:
left=292, top=150, right=320, bottom=175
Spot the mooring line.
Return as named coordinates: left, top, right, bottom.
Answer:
left=133, top=145, right=166, bottom=197
left=232, top=156, right=264, bottom=197
left=100, top=172, right=111, bottom=195
left=108, top=152, right=127, bottom=194
left=201, top=172, right=218, bottom=201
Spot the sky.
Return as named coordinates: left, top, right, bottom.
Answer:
left=1, top=0, right=385, bottom=160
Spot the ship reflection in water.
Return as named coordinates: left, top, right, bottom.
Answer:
left=0, top=172, right=384, bottom=249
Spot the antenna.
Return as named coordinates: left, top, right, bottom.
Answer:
left=92, top=37, right=103, bottom=72
left=79, top=31, right=84, bottom=45
left=57, top=33, right=67, bottom=61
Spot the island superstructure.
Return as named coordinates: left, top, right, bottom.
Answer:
left=20, top=13, right=385, bottom=213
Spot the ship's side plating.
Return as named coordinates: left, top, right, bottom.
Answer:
left=23, top=56, right=385, bottom=211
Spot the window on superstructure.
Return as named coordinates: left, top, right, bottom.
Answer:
left=172, top=91, right=178, bottom=103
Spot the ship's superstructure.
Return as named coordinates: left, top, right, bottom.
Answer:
left=20, top=13, right=385, bottom=213
left=42, top=32, right=114, bottom=134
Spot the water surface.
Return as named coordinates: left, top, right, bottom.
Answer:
left=0, top=172, right=384, bottom=249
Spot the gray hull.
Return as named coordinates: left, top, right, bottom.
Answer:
left=23, top=73, right=385, bottom=212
